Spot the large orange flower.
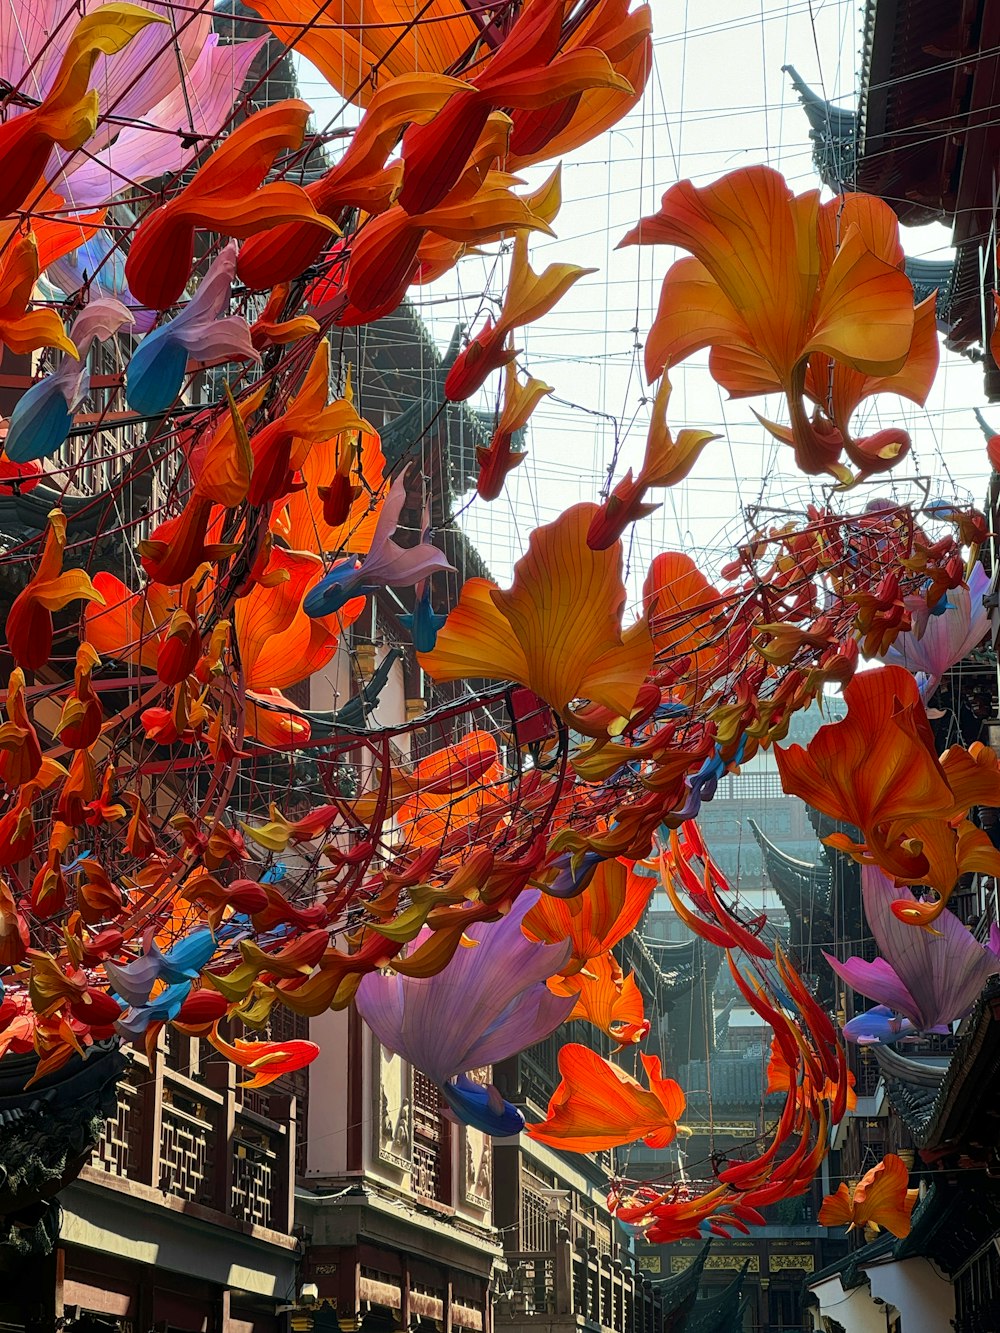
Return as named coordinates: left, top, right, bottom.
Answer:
left=527, top=1044, right=685, bottom=1152
left=549, top=952, right=649, bottom=1049
left=619, top=168, right=918, bottom=476
left=419, top=504, right=652, bottom=725
left=774, top=666, right=954, bottom=834
left=819, top=1154, right=916, bottom=1238
left=234, top=548, right=364, bottom=692
left=523, top=857, right=654, bottom=973
left=278, top=425, right=386, bottom=556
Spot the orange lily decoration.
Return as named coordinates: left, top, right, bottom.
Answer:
left=507, top=0, right=652, bottom=170
left=776, top=667, right=1000, bottom=919
left=446, top=232, right=594, bottom=401
left=523, top=857, right=653, bottom=973
left=527, top=1044, right=686, bottom=1151
left=139, top=495, right=237, bottom=588
left=549, top=952, right=650, bottom=1049
left=477, top=365, right=552, bottom=501
left=588, top=375, right=719, bottom=548
left=84, top=573, right=172, bottom=668
left=774, top=666, right=954, bottom=844
left=419, top=504, right=652, bottom=726
left=643, top=551, right=735, bottom=703
left=0, top=3, right=165, bottom=221
left=619, top=167, right=918, bottom=476
left=0, top=879, right=29, bottom=966
left=237, top=73, right=468, bottom=290
left=77, top=860, right=125, bottom=925
left=340, top=164, right=553, bottom=326
left=7, top=510, right=105, bottom=671
left=278, top=418, right=386, bottom=556
left=819, top=1155, right=916, bottom=1238
left=246, top=691, right=312, bottom=749
left=249, top=284, right=320, bottom=349
left=125, top=101, right=340, bottom=310
left=0, top=234, right=77, bottom=363
left=206, top=1024, right=319, bottom=1089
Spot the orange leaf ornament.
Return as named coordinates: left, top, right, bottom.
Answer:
left=588, top=374, right=718, bottom=548
left=0, top=235, right=77, bottom=361
left=237, top=73, right=468, bottom=290
left=819, top=1154, right=916, bottom=1238
left=8, top=510, right=105, bottom=671
left=527, top=1044, right=685, bottom=1151
left=476, top=365, right=551, bottom=501
left=523, top=858, right=653, bottom=973
left=445, top=232, right=594, bottom=401
left=419, top=504, right=652, bottom=726
left=774, top=666, right=954, bottom=839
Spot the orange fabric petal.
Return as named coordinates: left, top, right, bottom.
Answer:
left=0, top=4, right=165, bottom=220
left=126, top=102, right=337, bottom=310
left=807, top=224, right=915, bottom=375
left=524, top=858, right=653, bottom=968
left=281, top=427, right=386, bottom=555
left=421, top=505, right=652, bottom=721
left=234, top=547, right=363, bottom=691
left=527, top=1044, right=685, bottom=1152
left=774, top=666, right=954, bottom=831
left=819, top=1155, right=914, bottom=1238
left=550, top=952, right=649, bottom=1048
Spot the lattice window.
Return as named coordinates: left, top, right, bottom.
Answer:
left=521, top=1187, right=551, bottom=1251
left=159, top=1089, right=215, bottom=1204
left=231, top=1122, right=277, bottom=1229
left=91, top=1069, right=142, bottom=1178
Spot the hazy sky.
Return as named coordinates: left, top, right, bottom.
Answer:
left=295, top=0, right=992, bottom=590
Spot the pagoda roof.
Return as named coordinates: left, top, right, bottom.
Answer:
left=683, top=1261, right=751, bottom=1332
left=787, top=1, right=1000, bottom=392
left=917, top=974, right=1000, bottom=1162
left=0, top=1041, right=126, bottom=1256
left=657, top=1241, right=710, bottom=1332
left=873, top=1045, right=949, bottom=1139
left=748, top=818, right=831, bottom=915
left=810, top=1180, right=1000, bottom=1289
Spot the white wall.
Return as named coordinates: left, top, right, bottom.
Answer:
left=866, top=1257, right=955, bottom=1333
left=808, top=1276, right=888, bottom=1333
left=306, top=1006, right=352, bottom=1178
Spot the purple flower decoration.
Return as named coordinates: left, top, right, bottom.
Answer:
left=5, top=298, right=134, bottom=462
left=825, top=865, right=1000, bottom=1043
left=355, top=891, right=575, bottom=1134
left=126, top=242, right=260, bottom=415
left=881, top=562, right=989, bottom=699
left=304, top=473, right=455, bottom=617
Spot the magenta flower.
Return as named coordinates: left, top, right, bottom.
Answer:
left=355, top=892, right=575, bottom=1134
left=825, top=865, right=1000, bottom=1042
left=881, top=562, right=989, bottom=699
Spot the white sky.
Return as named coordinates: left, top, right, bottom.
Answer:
left=294, top=0, right=993, bottom=590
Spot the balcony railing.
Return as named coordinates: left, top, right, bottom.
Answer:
left=89, top=1049, right=295, bottom=1234
left=501, top=1233, right=669, bottom=1333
